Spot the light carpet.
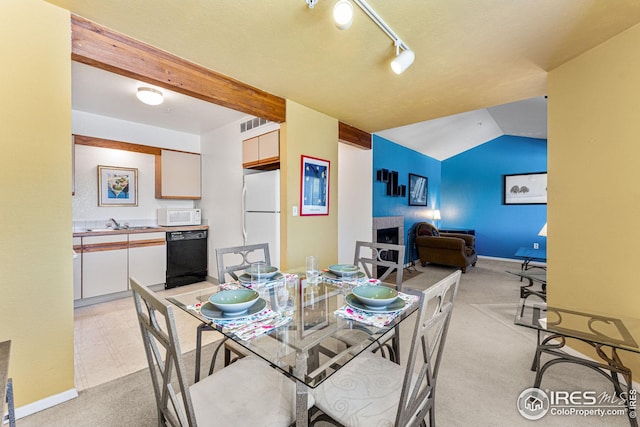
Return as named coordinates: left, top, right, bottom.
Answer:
left=19, top=260, right=633, bottom=427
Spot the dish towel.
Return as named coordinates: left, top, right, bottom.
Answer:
left=187, top=302, right=291, bottom=341
left=334, top=292, right=420, bottom=328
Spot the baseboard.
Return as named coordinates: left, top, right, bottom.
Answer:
left=12, top=388, right=78, bottom=421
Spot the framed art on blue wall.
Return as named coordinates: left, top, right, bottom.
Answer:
left=300, top=155, right=330, bottom=216
left=503, top=172, right=547, bottom=205
left=408, top=173, right=428, bottom=206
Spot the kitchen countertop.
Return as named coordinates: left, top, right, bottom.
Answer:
left=73, top=224, right=209, bottom=237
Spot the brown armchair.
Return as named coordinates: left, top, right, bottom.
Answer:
left=414, top=222, right=477, bottom=273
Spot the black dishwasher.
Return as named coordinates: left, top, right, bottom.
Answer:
left=166, top=230, right=208, bottom=288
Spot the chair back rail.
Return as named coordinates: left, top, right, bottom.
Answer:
left=215, top=243, right=271, bottom=282
left=131, top=277, right=198, bottom=426
left=354, top=241, right=406, bottom=290
left=396, top=270, right=461, bottom=427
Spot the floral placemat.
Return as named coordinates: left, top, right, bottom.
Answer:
left=334, top=292, right=420, bottom=328
left=220, top=273, right=298, bottom=291
left=322, top=274, right=380, bottom=287
left=186, top=297, right=291, bottom=341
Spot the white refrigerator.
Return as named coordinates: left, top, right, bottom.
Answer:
left=242, top=170, right=281, bottom=268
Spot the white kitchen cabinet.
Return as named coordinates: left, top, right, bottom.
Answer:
left=73, top=237, right=82, bottom=300
left=128, top=232, right=166, bottom=287
left=156, top=149, right=201, bottom=199
left=242, top=130, right=279, bottom=169
left=81, top=235, right=129, bottom=298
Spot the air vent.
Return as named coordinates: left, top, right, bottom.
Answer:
left=240, top=117, right=270, bottom=133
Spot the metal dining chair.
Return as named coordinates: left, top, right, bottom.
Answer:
left=130, top=277, right=310, bottom=427
left=353, top=241, right=406, bottom=361
left=194, top=243, right=271, bottom=381
left=0, top=340, right=16, bottom=427
left=354, top=240, right=405, bottom=291
left=310, top=270, right=462, bottom=427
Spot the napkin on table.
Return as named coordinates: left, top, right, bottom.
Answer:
left=334, top=292, right=419, bottom=328
left=188, top=295, right=291, bottom=341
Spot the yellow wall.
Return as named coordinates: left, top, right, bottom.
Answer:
left=282, top=100, right=339, bottom=271
left=0, top=0, right=74, bottom=406
left=548, top=22, right=640, bottom=379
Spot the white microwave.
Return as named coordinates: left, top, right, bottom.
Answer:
left=157, top=208, right=201, bottom=226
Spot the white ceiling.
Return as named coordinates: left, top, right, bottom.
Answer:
left=72, top=62, right=248, bottom=135
left=72, top=62, right=547, bottom=159
left=376, top=96, right=547, bottom=160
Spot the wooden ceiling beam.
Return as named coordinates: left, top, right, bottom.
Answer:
left=338, top=122, right=371, bottom=150
left=70, top=15, right=286, bottom=123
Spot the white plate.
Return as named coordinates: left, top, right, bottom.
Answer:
left=200, top=298, right=267, bottom=320
left=345, top=293, right=406, bottom=313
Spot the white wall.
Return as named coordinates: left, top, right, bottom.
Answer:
left=72, top=110, right=199, bottom=229
left=200, top=119, right=246, bottom=279
left=73, top=110, right=200, bottom=152
left=338, top=142, right=373, bottom=263
left=72, top=145, right=195, bottom=229
left=200, top=120, right=281, bottom=280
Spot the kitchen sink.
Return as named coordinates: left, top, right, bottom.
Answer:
left=84, top=226, right=161, bottom=232
left=126, top=226, right=161, bottom=230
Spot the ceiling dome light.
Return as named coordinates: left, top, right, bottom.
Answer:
left=136, top=87, right=164, bottom=106
left=390, top=49, right=415, bottom=75
left=333, top=0, right=354, bottom=30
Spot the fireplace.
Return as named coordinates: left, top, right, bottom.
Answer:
left=376, top=227, right=400, bottom=277
left=372, top=216, right=404, bottom=277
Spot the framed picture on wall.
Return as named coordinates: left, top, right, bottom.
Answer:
left=98, top=165, right=138, bottom=206
left=408, top=173, right=428, bottom=206
left=503, top=172, right=547, bottom=205
left=300, top=155, right=330, bottom=216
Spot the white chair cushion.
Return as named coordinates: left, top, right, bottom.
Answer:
left=310, top=351, right=404, bottom=427
left=189, top=356, right=313, bottom=427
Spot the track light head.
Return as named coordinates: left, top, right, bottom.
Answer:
left=391, top=49, right=415, bottom=74
left=333, top=0, right=354, bottom=30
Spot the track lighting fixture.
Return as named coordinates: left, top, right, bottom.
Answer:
left=391, top=42, right=415, bottom=75
left=307, top=0, right=415, bottom=74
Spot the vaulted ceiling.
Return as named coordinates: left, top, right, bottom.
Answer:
left=53, top=0, right=640, bottom=157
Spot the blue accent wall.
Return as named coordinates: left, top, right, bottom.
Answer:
left=372, top=135, right=441, bottom=262
left=441, top=135, right=547, bottom=258
left=372, top=134, right=547, bottom=262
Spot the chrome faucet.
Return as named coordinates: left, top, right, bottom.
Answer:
left=109, top=218, right=121, bottom=229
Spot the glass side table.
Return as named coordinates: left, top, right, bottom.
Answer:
left=515, top=298, right=640, bottom=426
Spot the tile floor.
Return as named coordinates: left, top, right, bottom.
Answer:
left=73, top=281, right=221, bottom=391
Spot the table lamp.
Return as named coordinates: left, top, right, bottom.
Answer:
left=432, top=209, right=441, bottom=229
left=538, top=223, right=547, bottom=237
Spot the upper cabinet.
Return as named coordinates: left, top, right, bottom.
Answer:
left=242, top=130, right=279, bottom=170
left=156, top=149, right=202, bottom=199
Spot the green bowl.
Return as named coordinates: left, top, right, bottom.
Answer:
left=352, top=285, right=398, bottom=309
left=328, top=264, right=360, bottom=277
left=244, top=264, right=279, bottom=280
left=209, top=289, right=259, bottom=314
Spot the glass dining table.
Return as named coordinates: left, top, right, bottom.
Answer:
left=167, top=274, right=420, bottom=427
